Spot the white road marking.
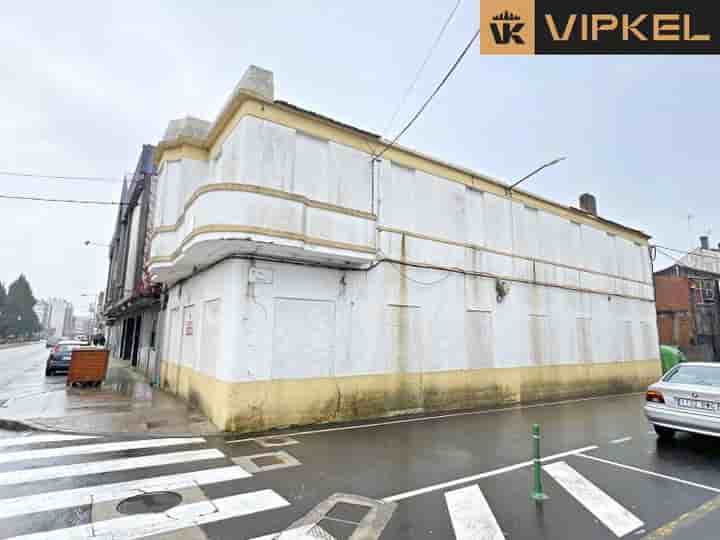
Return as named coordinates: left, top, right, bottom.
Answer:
left=276, top=524, right=335, bottom=539
left=544, top=461, right=643, bottom=537
left=445, top=485, right=505, bottom=540
left=0, top=465, right=250, bottom=519
left=609, top=437, right=632, bottom=444
left=382, top=445, right=598, bottom=502
left=0, top=437, right=205, bottom=464
left=227, top=393, right=644, bottom=443
left=578, top=453, right=720, bottom=494
left=7, top=490, right=290, bottom=540
left=0, top=448, right=225, bottom=486
left=0, top=434, right=99, bottom=448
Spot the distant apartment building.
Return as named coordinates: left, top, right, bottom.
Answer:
left=103, top=145, right=161, bottom=379
left=146, top=65, right=660, bottom=432
left=46, top=298, right=73, bottom=338
left=654, top=236, right=720, bottom=362
left=33, top=300, right=50, bottom=331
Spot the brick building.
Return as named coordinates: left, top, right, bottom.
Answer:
left=654, top=236, right=720, bottom=362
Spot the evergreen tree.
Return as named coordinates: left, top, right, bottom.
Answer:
left=0, top=282, right=7, bottom=338
left=7, top=275, right=40, bottom=336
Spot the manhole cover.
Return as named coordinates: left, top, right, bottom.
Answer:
left=117, top=492, right=183, bottom=515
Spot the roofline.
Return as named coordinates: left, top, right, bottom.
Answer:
left=155, top=91, right=651, bottom=241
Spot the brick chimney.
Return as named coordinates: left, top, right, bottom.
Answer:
left=579, top=193, right=597, bottom=216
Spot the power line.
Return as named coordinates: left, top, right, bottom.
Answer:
left=382, top=0, right=462, bottom=136
left=0, top=170, right=121, bottom=183
left=0, top=194, right=127, bottom=206
left=375, top=26, right=480, bottom=161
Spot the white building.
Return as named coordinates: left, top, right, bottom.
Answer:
left=47, top=298, right=73, bottom=338
left=149, top=66, right=660, bottom=432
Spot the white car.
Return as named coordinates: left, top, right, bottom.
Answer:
left=645, top=362, right=720, bottom=440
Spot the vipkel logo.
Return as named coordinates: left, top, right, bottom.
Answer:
left=490, top=11, right=526, bottom=44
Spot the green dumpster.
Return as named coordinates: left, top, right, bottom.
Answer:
left=660, top=345, right=687, bottom=374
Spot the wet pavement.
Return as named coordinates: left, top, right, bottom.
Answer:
left=2, top=392, right=720, bottom=539
left=0, top=343, right=218, bottom=435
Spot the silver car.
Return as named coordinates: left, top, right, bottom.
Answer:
left=645, top=362, right=720, bottom=440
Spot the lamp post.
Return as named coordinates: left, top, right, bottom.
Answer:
left=506, top=157, right=566, bottom=195
left=84, top=241, right=110, bottom=248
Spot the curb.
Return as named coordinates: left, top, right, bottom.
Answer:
left=0, top=415, right=222, bottom=438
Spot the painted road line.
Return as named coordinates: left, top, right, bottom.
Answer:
left=0, top=437, right=206, bottom=464
left=577, top=453, right=720, bottom=494
left=382, top=445, right=598, bottom=503
left=0, top=465, right=251, bottom=520
left=640, top=494, right=720, bottom=540
left=445, top=485, right=505, bottom=540
left=609, top=436, right=632, bottom=444
left=227, top=394, right=644, bottom=444
left=7, top=490, right=290, bottom=540
left=0, top=448, right=225, bottom=486
left=544, top=461, right=643, bottom=537
left=0, top=434, right=99, bottom=449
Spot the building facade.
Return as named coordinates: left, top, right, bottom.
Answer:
left=148, top=66, right=660, bottom=432
left=654, top=236, right=720, bottom=362
left=33, top=300, right=50, bottom=332
left=46, top=298, right=73, bottom=338
left=104, top=145, right=162, bottom=380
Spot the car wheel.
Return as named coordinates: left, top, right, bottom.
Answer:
left=45, top=367, right=52, bottom=376
left=654, top=425, right=675, bottom=440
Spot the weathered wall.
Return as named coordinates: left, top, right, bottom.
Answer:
left=654, top=275, right=690, bottom=312
left=159, top=259, right=660, bottom=432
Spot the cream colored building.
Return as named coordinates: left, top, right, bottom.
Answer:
left=149, top=66, right=660, bottom=432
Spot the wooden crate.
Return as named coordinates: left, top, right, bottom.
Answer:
left=67, top=348, right=109, bottom=386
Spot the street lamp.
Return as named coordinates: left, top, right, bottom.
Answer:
left=506, top=157, right=567, bottom=195
left=84, top=241, right=110, bottom=247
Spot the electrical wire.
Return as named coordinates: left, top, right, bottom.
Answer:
left=382, top=0, right=462, bottom=136
left=0, top=194, right=128, bottom=206
left=652, top=244, right=720, bottom=262
left=386, top=259, right=452, bottom=286
left=0, top=170, right=121, bottom=183
left=374, top=26, right=480, bottom=160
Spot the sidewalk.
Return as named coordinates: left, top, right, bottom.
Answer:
left=0, top=357, right=220, bottom=436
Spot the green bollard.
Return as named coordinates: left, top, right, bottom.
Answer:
left=531, top=424, right=549, bottom=502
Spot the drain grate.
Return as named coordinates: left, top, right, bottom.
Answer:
left=116, top=491, right=182, bottom=515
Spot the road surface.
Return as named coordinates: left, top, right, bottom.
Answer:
left=1, top=344, right=720, bottom=539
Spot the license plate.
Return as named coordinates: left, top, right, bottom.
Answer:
left=677, top=398, right=718, bottom=411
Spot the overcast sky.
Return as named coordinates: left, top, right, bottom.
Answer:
left=1, top=1, right=717, bottom=314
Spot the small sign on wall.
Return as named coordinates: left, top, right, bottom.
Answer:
left=184, top=319, right=193, bottom=336
left=249, top=267, right=274, bottom=284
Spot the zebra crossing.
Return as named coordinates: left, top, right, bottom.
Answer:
left=443, top=460, right=645, bottom=539
left=0, top=432, right=291, bottom=540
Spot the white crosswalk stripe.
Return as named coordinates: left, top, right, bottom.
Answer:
left=0, top=434, right=99, bottom=448
left=0, top=436, right=206, bottom=464
left=7, top=490, right=290, bottom=540
left=0, top=435, right=293, bottom=540
left=544, top=461, right=643, bottom=537
left=445, top=484, right=505, bottom=540
left=0, top=448, right=225, bottom=486
left=0, top=465, right=251, bottom=520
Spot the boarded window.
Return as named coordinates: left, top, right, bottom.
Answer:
left=640, top=321, right=656, bottom=360
left=272, top=298, right=335, bottom=379
left=622, top=320, right=634, bottom=361
left=529, top=315, right=551, bottom=365
left=168, top=308, right=180, bottom=362
left=576, top=317, right=592, bottom=363
left=201, top=299, right=222, bottom=377
left=466, top=311, right=494, bottom=369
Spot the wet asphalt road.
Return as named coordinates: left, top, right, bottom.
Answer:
left=2, top=345, right=720, bottom=539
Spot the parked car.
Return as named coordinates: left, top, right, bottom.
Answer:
left=46, top=336, right=69, bottom=348
left=644, top=362, right=720, bottom=440
left=45, top=340, right=85, bottom=375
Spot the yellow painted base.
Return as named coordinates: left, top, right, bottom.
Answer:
left=160, top=359, right=660, bottom=433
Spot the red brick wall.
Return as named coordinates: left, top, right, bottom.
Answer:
left=654, top=275, right=690, bottom=312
